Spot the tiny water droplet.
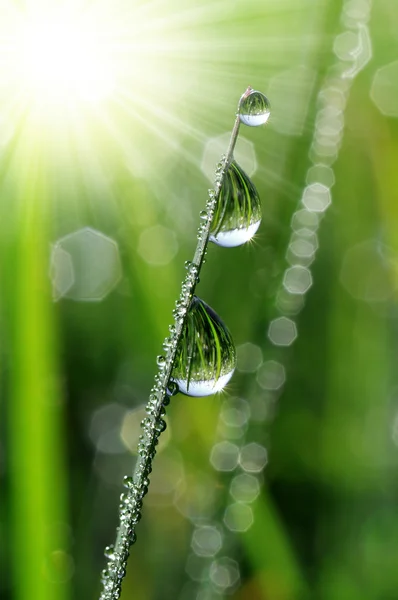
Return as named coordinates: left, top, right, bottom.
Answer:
left=200, top=210, right=208, bottom=220
left=104, top=544, right=115, bottom=558
left=156, top=419, right=167, bottom=433
left=239, top=89, right=270, bottom=126
left=167, top=381, right=179, bottom=396
left=210, top=160, right=261, bottom=247
left=170, top=296, right=236, bottom=396
left=157, top=355, right=166, bottom=367
left=123, top=476, right=134, bottom=489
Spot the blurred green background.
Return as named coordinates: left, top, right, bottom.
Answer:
left=2, top=0, right=398, bottom=599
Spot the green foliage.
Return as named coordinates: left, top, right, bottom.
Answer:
left=2, top=1, right=398, bottom=600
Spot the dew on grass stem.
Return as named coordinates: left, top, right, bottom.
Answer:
left=170, top=296, right=236, bottom=397
left=98, top=86, right=269, bottom=600
left=210, top=160, right=261, bottom=247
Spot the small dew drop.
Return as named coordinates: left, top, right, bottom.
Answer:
left=239, top=89, right=271, bottom=126
left=156, top=355, right=166, bottom=367
left=171, top=296, right=236, bottom=397
left=167, top=381, right=179, bottom=396
left=123, top=476, right=134, bottom=489
left=104, top=545, right=115, bottom=558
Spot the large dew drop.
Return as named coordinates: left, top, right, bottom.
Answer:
left=239, top=89, right=270, bottom=127
left=171, top=296, right=236, bottom=396
left=210, top=160, right=262, bottom=247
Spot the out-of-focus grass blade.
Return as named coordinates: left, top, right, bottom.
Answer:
left=8, top=133, right=71, bottom=600
left=242, top=488, right=308, bottom=599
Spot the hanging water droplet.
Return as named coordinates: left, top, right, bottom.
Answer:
left=210, top=160, right=261, bottom=247
left=170, top=296, right=236, bottom=397
left=239, top=89, right=270, bottom=126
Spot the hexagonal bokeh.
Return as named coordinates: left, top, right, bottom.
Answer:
left=333, top=30, right=359, bottom=61
left=268, top=317, right=297, bottom=346
left=239, top=442, right=268, bottom=473
left=256, top=360, right=286, bottom=391
left=50, top=245, right=74, bottom=300
left=223, top=503, right=253, bottom=533
left=342, top=0, right=371, bottom=28
left=219, top=398, right=250, bottom=429
left=302, top=183, right=331, bottom=213
left=287, top=230, right=318, bottom=266
left=306, top=164, right=335, bottom=189
left=191, top=526, right=223, bottom=558
left=333, top=23, right=372, bottom=79
left=371, top=61, right=398, bottom=117
left=291, top=208, right=320, bottom=233
left=283, top=265, right=313, bottom=295
left=230, top=473, right=260, bottom=504
left=316, top=106, right=344, bottom=137
left=51, top=227, right=122, bottom=301
left=275, top=288, right=306, bottom=316
left=209, top=557, right=240, bottom=592
left=201, top=133, right=257, bottom=182
left=210, top=441, right=239, bottom=472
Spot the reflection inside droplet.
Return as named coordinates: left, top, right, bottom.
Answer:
left=171, top=297, right=236, bottom=396
left=210, top=221, right=261, bottom=248
left=210, top=160, right=261, bottom=248
left=239, top=89, right=270, bottom=126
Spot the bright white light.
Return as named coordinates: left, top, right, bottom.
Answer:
left=11, top=9, right=115, bottom=108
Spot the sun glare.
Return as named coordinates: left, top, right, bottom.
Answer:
left=12, top=10, right=115, bottom=108
left=0, top=0, right=283, bottom=184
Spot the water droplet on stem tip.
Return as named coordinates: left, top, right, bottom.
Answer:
left=239, top=89, right=270, bottom=126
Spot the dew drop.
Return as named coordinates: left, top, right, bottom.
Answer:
left=210, top=161, right=261, bottom=247
left=170, top=296, right=236, bottom=396
left=157, top=355, right=166, bottom=367
left=239, top=88, right=270, bottom=126
left=167, top=381, right=179, bottom=396
left=123, top=476, right=134, bottom=489
left=104, top=544, right=115, bottom=558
